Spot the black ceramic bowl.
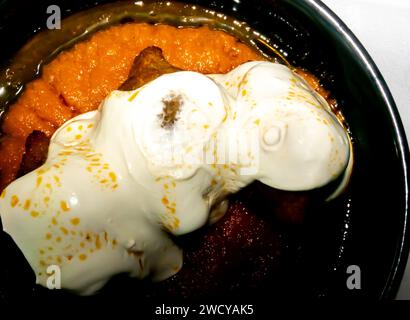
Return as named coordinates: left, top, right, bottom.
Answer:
left=0, top=0, right=409, bottom=304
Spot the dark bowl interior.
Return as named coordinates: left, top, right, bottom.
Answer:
left=0, top=0, right=409, bottom=304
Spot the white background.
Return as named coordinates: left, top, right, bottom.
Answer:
left=322, top=0, right=410, bottom=300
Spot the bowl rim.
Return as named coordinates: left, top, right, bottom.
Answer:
left=0, top=0, right=408, bottom=300
left=302, top=0, right=410, bottom=299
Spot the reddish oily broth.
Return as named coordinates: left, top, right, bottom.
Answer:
left=0, top=22, right=341, bottom=298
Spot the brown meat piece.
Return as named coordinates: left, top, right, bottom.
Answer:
left=0, top=136, right=25, bottom=191
left=17, top=131, right=50, bottom=177
left=119, top=46, right=181, bottom=91
left=255, top=183, right=310, bottom=225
